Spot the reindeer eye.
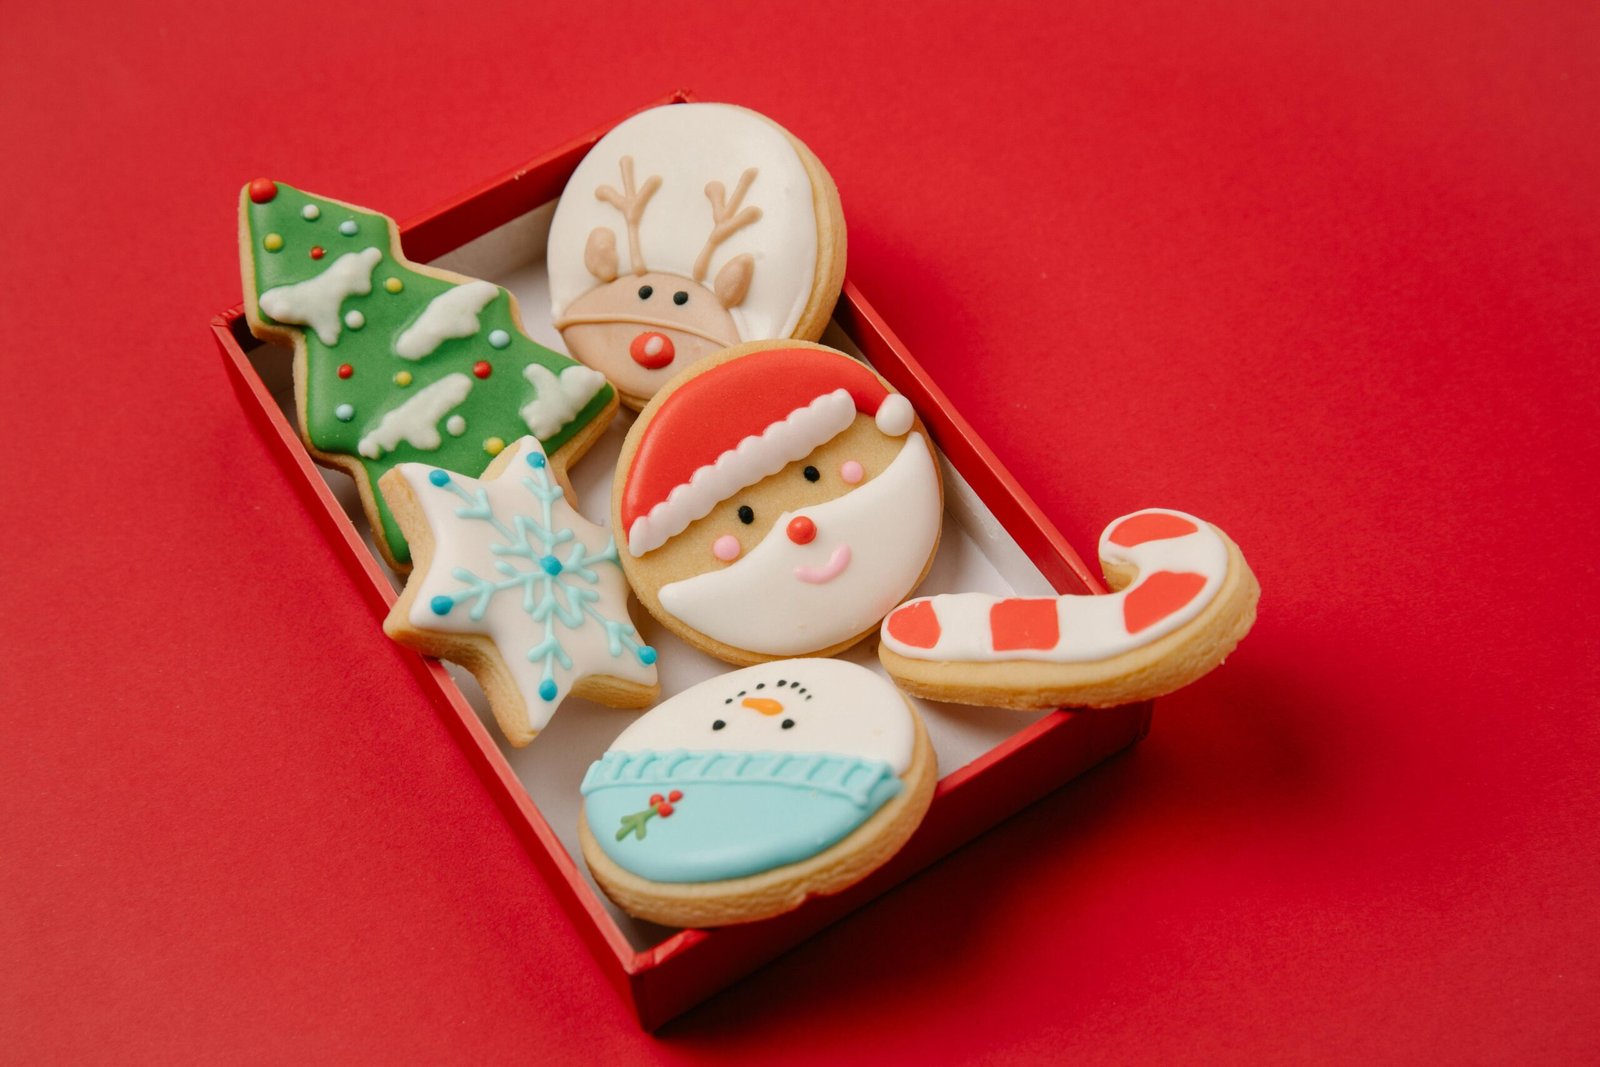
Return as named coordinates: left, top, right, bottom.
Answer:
left=803, top=465, right=820, bottom=482
left=737, top=505, right=754, bottom=525
left=637, top=285, right=653, bottom=300
left=673, top=291, right=689, bottom=306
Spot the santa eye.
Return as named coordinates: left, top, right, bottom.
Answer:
left=803, top=465, right=820, bottom=482
left=781, top=719, right=795, bottom=729
left=673, top=291, right=689, bottom=305
left=737, top=505, right=754, bottom=524
left=638, top=285, right=653, bottom=299
left=712, top=719, right=726, bottom=731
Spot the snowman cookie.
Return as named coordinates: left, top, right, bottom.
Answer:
left=547, top=103, right=846, bottom=408
left=579, top=658, right=936, bottom=928
left=379, top=436, right=658, bottom=747
left=613, top=341, right=943, bottom=665
left=880, top=509, right=1259, bottom=709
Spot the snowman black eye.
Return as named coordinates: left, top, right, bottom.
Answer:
left=638, top=285, right=653, bottom=299
left=781, top=719, right=795, bottom=729
left=737, top=505, right=754, bottom=524
left=712, top=719, right=726, bottom=731
left=673, top=291, right=689, bottom=305
left=803, top=465, right=820, bottom=482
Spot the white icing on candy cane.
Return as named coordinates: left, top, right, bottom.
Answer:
left=258, top=247, right=382, bottom=346
left=880, top=509, right=1230, bottom=663
left=395, top=280, right=498, bottom=360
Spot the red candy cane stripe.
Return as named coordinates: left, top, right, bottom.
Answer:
left=880, top=508, right=1229, bottom=664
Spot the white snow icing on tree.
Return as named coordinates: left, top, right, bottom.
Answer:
left=399, top=436, right=657, bottom=731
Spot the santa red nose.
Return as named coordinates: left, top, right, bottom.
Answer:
left=787, top=516, right=817, bottom=544
left=630, top=331, right=675, bottom=369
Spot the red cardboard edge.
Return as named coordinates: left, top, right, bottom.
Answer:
left=211, top=90, right=1150, bottom=1030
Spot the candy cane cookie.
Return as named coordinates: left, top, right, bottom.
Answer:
left=878, top=509, right=1258, bottom=709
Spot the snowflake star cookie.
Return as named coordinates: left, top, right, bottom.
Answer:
left=880, top=509, right=1260, bottom=709
left=380, top=437, right=658, bottom=746
left=614, top=341, right=943, bottom=666
left=547, top=103, right=846, bottom=408
left=239, top=179, right=617, bottom=571
left=578, top=658, right=935, bottom=928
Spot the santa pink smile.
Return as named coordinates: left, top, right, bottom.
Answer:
left=793, top=544, right=851, bottom=584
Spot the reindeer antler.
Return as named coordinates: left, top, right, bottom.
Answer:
left=692, top=168, right=762, bottom=282
left=594, top=156, right=662, bottom=277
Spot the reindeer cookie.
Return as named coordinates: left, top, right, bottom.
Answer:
left=614, top=341, right=943, bottom=665
left=879, top=509, right=1260, bottom=709
left=547, top=103, right=846, bottom=408
left=578, top=658, right=936, bottom=928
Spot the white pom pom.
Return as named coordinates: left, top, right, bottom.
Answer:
left=875, top=393, right=914, bottom=436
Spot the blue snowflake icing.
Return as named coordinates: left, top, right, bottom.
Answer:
left=423, top=455, right=656, bottom=709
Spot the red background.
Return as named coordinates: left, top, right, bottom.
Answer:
left=4, top=1, right=1596, bottom=1061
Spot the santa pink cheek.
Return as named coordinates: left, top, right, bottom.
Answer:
left=712, top=535, right=742, bottom=562
left=840, top=460, right=864, bottom=485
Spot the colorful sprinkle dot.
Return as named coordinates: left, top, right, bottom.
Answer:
left=344, top=310, right=365, bottom=330
left=473, top=361, right=492, bottom=379
left=301, top=204, right=321, bottom=221
left=334, top=403, right=354, bottom=422
left=488, top=329, right=510, bottom=349
left=309, top=246, right=325, bottom=260
left=446, top=415, right=466, bottom=436
left=484, top=436, right=505, bottom=455
left=393, top=370, right=412, bottom=387
left=429, top=595, right=453, bottom=616
left=538, top=679, right=558, bottom=702
left=262, top=233, right=283, bottom=252
left=427, top=469, right=450, bottom=487
left=638, top=646, right=658, bottom=666
left=539, top=555, right=562, bottom=576
left=339, top=219, right=358, bottom=236
left=337, top=363, right=353, bottom=379
left=384, top=278, right=403, bottom=294
left=525, top=453, right=547, bottom=469
left=248, top=178, right=278, bottom=204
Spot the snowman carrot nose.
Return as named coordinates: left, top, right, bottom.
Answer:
left=741, top=697, right=785, bottom=716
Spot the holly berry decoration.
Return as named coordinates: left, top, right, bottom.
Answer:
left=615, top=789, right=685, bottom=842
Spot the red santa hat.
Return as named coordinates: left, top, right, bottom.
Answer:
left=621, top=348, right=917, bottom=557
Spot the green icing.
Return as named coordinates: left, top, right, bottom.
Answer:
left=242, top=181, right=614, bottom=564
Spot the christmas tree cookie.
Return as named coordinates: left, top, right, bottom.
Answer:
left=239, top=178, right=617, bottom=571
left=381, top=436, right=659, bottom=747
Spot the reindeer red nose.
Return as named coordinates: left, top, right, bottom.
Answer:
left=787, top=516, right=817, bottom=544
left=630, top=331, right=675, bottom=369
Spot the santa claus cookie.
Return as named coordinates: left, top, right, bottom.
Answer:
left=613, top=341, right=943, bottom=665
left=579, top=658, right=935, bottom=928
left=879, top=509, right=1259, bottom=709
left=547, top=103, right=846, bottom=408
left=379, top=436, right=658, bottom=747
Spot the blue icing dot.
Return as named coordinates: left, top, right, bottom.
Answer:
left=427, top=469, right=450, bottom=487
left=526, top=452, right=547, bottom=469
left=334, top=403, right=354, bottom=422
left=539, top=679, right=558, bottom=701
left=637, top=646, right=658, bottom=666
left=339, top=219, right=358, bottom=236
left=429, top=595, right=453, bottom=616
left=488, top=329, right=511, bottom=349
left=540, top=555, right=562, bottom=575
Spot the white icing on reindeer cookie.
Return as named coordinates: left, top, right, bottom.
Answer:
left=547, top=103, right=837, bottom=404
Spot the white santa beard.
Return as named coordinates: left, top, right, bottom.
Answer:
left=658, top=432, right=941, bottom=656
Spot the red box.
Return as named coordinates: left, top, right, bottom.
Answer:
left=211, top=90, right=1153, bottom=1029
